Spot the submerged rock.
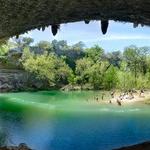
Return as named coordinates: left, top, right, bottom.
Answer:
left=0, top=143, right=32, bottom=150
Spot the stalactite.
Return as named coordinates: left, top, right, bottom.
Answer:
left=51, top=25, right=60, bottom=36
left=133, top=22, right=138, bottom=28
left=84, top=20, right=90, bottom=24
left=16, top=35, right=19, bottom=39
left=101, top=20, right=109, bottom=35
left=42, top=26, right=45, bottom=31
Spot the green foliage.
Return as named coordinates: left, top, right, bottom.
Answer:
left=117, top=71, right=135, bottom=90
left=0, top=43, right=9, bottom=56
left=36, top=41, right=52, bottom=51
left=106, top=51, right=122, bottom=68
left=51, top=40, right=85, bottom=70
left=86, top=45, right=104, bottom=62
left=22, top=48, right=73, bottom=87
left=11, top=37, right=34, bottom=49
left=88, top=61, right=110, bottom=89
left=123, top=45, right=150, bottom=87
left=22, top=37, right=34, bottom=47
left=2, top=37, right=150, bottom=90
left=103, top=66, right=118, bottom=90
left=75, top=58, right=94, bottom=85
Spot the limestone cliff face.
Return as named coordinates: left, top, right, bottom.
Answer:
left=0, top=0, right=150, bottom=40
left=0, top=49, right=50, bottom=92
left=0, top=69, right=48, bottom=92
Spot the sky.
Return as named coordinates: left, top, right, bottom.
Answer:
left=22, top=21, right=150, bottom=52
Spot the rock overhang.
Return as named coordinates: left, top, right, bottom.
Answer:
left=0, top=0, right=150, bottom=40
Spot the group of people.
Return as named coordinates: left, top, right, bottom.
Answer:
left=86, top=89, right=145, bottom=106
left=110, top=89, right=145, bottom=106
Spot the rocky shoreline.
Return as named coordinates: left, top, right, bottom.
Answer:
left=0, top=143, right=32, bottom=150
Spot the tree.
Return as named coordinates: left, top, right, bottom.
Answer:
left=105, top=51, right=122, bottom=68
left=2, top=38, right=150, bottom=90
left=51, top=40, right=86, bottom=71
left=124, top=46, right=150, bottom=86
left=138, top=46, right=150, bottom=75
left=52, top=40, right=68, bottom=53
left=36, top=41, right=52, bottom=52
left=103, top=66, right=118, bottom=90
left=63, top=48, right=85, bottom=71
left=72, top=41, right=85, bottom=51
left=123, top=46, right=140, bottom=86
left=75, top=58, right=94, bottom=86
left=11, top=37, right=34, bottom=50
left=88, top=61, right=110, bottom=89
left=0, top=44, right=9, bottom=56
left=22, top=48, right=73, bottom=87
left=22, top=37, right=34, bottom=47
left=86, top=45, right=104, bottom=62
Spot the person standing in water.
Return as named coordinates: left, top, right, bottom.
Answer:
left=101, top=93, right=105, bottom=100
left=96, top=96, right=99, bottom=102
left=94, top=95, right=99, bottom=102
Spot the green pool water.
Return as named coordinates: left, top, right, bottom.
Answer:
left=0, top=91, right=150, bottom=150
left=0, top=90, right=112, bottom=113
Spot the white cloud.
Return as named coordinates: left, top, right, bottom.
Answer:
left=77, top=34, right=150, bottom=44
left=100, top=34, right=150, bottom=41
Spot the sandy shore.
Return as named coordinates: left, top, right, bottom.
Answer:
left=110, top=90, right=150, bottom=105
left=85, top=90, right=150, bottom=106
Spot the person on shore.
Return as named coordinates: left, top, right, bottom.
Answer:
left=117, top=99, right=122, bottom=106
left=101, top=93, right=105, bottom=100
left=139, top=89, right=145, bottom=98
left=111, top=91, right=115, bottom=98
left=125, top=92, right=131, bottom=100
left=96, top=97, right=99, bottom=102
left=119, top=92, right=126, bottom=101
left=129, top=90, right=134, bottom=100
left=119, top=92, right=124, bottom=100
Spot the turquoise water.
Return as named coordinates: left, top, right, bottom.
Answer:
left=0, top=91, right=150, bottom=150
